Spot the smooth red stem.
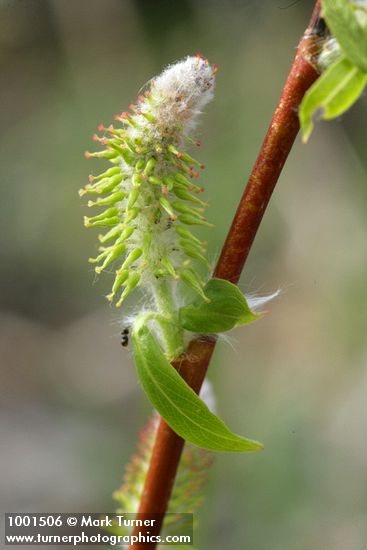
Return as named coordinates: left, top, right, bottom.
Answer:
left=130, top=2, right=322, bottom=548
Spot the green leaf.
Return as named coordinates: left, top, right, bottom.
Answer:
left=179, top=278, right=259, bottom=333
left=322, top=0, right=367, bottom=72
left=132, top=318, right=263, bottom=452
left=300, top=56, right=367, bottom=142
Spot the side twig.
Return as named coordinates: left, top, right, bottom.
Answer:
left=130, top=2, right=323, bottom=547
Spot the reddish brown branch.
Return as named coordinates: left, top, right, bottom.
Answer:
left=130, top=2, right=322, bottom=547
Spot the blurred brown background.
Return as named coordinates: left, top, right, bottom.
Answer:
left=1, top=1, right=367, bottom=548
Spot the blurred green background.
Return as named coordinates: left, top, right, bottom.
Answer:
left=1, top=0, right=367, bottom=548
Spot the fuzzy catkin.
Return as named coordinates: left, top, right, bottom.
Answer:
left=112, top=413, right=214, bottom=540
left=81, top=55, right=217, bottom=307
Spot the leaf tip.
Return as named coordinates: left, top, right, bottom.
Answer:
left=300, top=113, right=313, bottom=143
left=253, top=440, right=265, bottom=451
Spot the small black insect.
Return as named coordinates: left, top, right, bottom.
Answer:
left=121, top=327, right=130, bottom=347
left=154, top=212, right=162, bottom=225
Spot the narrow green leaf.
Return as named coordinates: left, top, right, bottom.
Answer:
left=300, top=56, right=367, bottom=142
left=132, top=319, right=263, bottom=452
left=179, top=278, right=259, bottom=333
left=322, top=0, right=367, bottom=72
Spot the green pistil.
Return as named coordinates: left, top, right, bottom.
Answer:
left=82, top=98, right=213, bottom=307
